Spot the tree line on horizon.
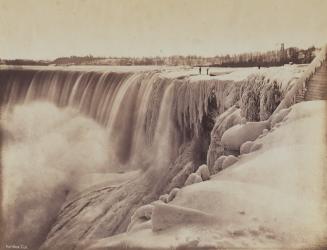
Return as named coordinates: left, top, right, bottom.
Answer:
left=0, top=46, right=316, bottom=67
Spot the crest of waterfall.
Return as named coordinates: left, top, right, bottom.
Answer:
left=0, top=69, right=234, bottom=168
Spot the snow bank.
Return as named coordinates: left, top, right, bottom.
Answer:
left=90, top=100, right=327, bottom=249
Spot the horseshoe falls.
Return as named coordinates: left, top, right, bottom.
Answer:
left=1, top=64, right=326, bottom=250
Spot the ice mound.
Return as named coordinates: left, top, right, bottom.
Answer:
left=222, top=155, right=239, bottom=169
left=195, top=164, right=210, bottom=181
left=240, top=141, right=254, bottom=155
left=168, top=161, right=194, bottom=189
left=184, top=173, right=203, bottom=186
left=221, top=120, right=269, bottom=151
left=213, top=155, right=227, bottom=173
left=159, top=194, right=169, bottom=203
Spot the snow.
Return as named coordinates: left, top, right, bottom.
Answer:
left=89, top=100, right=327, bottom=249
left=159, top=64, right=306, bottom=83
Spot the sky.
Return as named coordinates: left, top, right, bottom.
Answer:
left=0, top=0, right=326, bottom=60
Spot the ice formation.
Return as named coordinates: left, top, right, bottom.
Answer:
left=90, top=100, right=327, bottom=249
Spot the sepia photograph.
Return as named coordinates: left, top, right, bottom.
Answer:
left=0, top=0, right=327, bottom=249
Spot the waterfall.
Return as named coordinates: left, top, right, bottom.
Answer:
left=0, top=69, right=232, bottom=169
left=0, top=67, right=294, bottom=249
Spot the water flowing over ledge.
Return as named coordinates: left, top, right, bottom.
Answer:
left=0, top=65, right=307, bottom=249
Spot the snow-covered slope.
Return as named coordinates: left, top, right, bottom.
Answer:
left=89, top=101, right=327, bottom=249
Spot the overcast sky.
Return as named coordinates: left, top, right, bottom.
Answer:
left=0, top=0, right=326, bottom=60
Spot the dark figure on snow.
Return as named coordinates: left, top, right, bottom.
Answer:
left=207, top=68, right=209, bottom=75
left=199, top=67, right=202, bottom=75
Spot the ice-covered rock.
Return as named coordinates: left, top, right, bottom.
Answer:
left=132, top=204, right=154, bottom=220
left=221, top=121, right=269, bottom=151
left=167, top=188, right=180, bottom=202
left=167, top=161, right=194, bottom=190
left=213, top=155, right=227, bottom=173
left=240, top=141, right=254, bottom=155
left=222, top=155, right=238, bottom=169
left=196, top=164, right=210, bottom=181
left=207, top=106, right=242, bottom=170
left=159, top=194, right=169, bottom=203
left=184, top=173, right=203, bottom=186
